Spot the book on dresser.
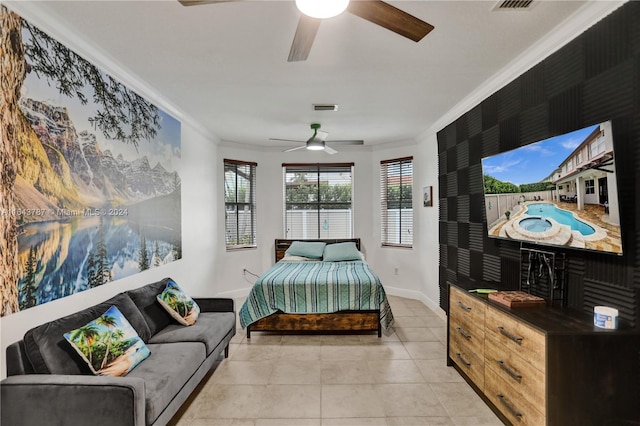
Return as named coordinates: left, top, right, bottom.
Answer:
left=446, top=282, right=640, bottom=426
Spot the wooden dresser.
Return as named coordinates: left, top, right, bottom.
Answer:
left=447, top=282, right=640, bottom=425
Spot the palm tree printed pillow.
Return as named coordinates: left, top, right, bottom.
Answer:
left=157, top=280, right=200, bottom=326
left=64, top=305, right=151, bottom=376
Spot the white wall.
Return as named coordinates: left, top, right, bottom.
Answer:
left=415, top=132, right=442, bottom=313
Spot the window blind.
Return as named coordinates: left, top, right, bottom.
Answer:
left=283, top=163, right=354, bottom=239
left=224, top=159, right=257, bottom=249
left=380, top=157, right=413, bottom=247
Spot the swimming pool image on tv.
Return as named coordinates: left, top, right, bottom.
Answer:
left=519, top=217, right=552, bottom=233
left=525, top=203, right=595, bottom=236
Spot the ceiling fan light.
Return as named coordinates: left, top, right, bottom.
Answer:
left=307, top=140, right=325, bottom=150
left=295, top=0, right=349, bottom=19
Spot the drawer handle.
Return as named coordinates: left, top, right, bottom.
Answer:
left=497, top=326, right=523, bottom=344
left=497, top=394, right=523, bottom=419
left=456, top=301, right=472, bottom=312
left=455, top=352, right=471, bottom=367
left=497, top=360, right=522, bottom=382
left=456, top=327, right=472, bottom=340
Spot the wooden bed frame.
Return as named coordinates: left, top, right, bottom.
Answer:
left=246, top=238, right=382, bottom=338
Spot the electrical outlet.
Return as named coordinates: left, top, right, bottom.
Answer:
left=243, top=268, right=247, bottom=275
left=394, top=267, right=399, bottom=275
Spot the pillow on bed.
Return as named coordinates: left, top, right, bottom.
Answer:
left=281, top=254, right=316, bottom=262
left=323, top=242, right=362, bottom=262
left=285, top=241, right=326, bottom=259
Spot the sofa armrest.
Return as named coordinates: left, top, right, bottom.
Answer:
left=1, top=374, right=146, bottom=426
left=194, top=297, right=234, bottom=313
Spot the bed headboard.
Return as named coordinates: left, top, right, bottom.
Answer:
left=275, top=238, right=361, bottom=262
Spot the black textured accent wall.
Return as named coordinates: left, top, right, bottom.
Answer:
left=437, top=2, right=640, bottom=328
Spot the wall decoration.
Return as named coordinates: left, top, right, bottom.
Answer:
left=423, top=186, right=432, bottom=207
left=0, top=6, right=182, bottom=316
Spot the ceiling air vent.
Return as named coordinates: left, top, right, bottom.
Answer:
left=313, top=104, right=339, bottom=111
left=494, top=0, right=535, bottom=10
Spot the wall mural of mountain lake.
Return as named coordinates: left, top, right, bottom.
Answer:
left=0, top=6, right=182, bottom=315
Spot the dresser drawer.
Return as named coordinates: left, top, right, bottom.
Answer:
left=485, top=306, right=545, bottom=372
left=485, top=366, right=546, bottom=426
left=449, top=332, right=484, bottom=391
left=485, top=336, right=545, bottom=414
left=450, top=286, right=486, bottom=326
left=450, top=313, right=485, bottom=358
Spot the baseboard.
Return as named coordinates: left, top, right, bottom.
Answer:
left=380, top=286, right=447, bottom=321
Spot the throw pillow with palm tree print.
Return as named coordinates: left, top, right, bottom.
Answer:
left=157, top=279, right=200, bottom=326
left=64, top=305, right=151, bottom=376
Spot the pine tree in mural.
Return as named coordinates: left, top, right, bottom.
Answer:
left=87, top=216, right=111, bottom=288
left=139, top=232, right=149, bottom=271
left=172, top=240, right=182, bottom=261
left=153, top=240, right=161, bottom=267
left=19, top=246, right=38, bottom=309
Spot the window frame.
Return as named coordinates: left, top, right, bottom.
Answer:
left=380, top=156, right=413, bottom=248
left=585, top=179, right=595, bottom=195
left=282, top=162, right=354, bottom=239
left=224, top=159, right=257, bottom=250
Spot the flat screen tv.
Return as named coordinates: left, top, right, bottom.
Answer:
left=481, top=120, right=623, bottom=255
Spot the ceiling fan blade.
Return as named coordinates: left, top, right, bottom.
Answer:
left=315, top=130, right=329, bottom=142
left=288, top=15, right=321, bottom=62
left=347, top=0, right=434, bottom=42
left=324, top=146, right=338, bottom=155
left=284, top=145, right=307, bottom=153
left=178, top=0, right=236, bottom=6
left=327, top=140, right=364, bottom=145
left=269, top=138, right=306, bottom=143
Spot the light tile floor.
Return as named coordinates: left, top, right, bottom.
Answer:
left=168, top=296, right=502, bottom=426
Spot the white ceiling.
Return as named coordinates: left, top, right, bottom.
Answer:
left=6, top=1, right=623, bottom=151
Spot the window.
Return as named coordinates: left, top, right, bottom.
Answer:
left=589, top=131, right=606, bottom=158
left=224, top=159, right=257, bottom=249
left=381, top=157, right=413, bottom=247
left=565, top=158, right=573, bottom=173
left=283, top=163, right=354, bottom=239
left=585, top=179, right=595, bottom=195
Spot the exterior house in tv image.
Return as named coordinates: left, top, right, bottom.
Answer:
left=482, top=121, right=622, bottom=254
left=548, top=121, right=620, bottom=227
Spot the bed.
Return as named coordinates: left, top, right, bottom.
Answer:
left=239, top=238, right=394, bottom=338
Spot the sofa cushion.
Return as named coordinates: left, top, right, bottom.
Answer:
left=126, top=278, right=175, bottom=337
left=156, top=279, right=200, bottom=326
left=127, top=342, right=206, bottom=425
left=23, top=293, right=151, bottom=375
left=64, top=305, right=151, bottom=376
left=149, top=312, right=235, bottom=356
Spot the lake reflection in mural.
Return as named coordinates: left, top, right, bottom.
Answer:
left=18, top=211, right=180, bottom=306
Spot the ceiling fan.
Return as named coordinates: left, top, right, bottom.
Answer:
left=178, top=0, right=435, bottom=62
left=270, top=123, right=364, bottom=154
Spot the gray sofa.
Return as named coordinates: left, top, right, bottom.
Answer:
left=0, top=277, right=236, bottom=426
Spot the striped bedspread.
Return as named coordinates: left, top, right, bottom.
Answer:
left=239, top=260, right=394, bottom=331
